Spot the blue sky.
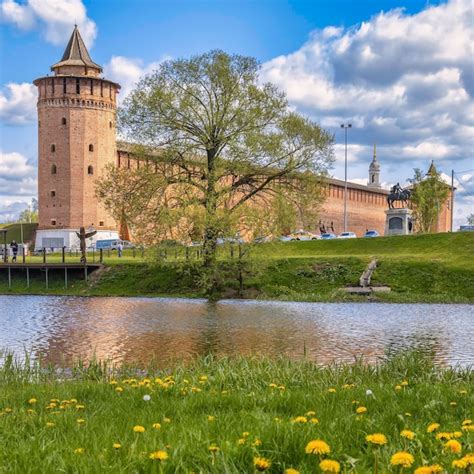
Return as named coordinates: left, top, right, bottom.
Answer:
left=0, top=0, right=473, bottom=226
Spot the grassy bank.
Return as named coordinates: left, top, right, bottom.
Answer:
left=1, top=232, right=473, bottom=303
left=0, top=354, right=472, bottom=473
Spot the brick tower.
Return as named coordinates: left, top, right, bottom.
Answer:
left=33, top=26, right=121, bottom=250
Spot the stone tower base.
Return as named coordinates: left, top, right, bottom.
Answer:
left=34, top=229, right=119, bottom=251
left=384, top=208, right=413, bottom=236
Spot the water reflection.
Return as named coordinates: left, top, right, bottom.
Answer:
left=0, top=296, right=472, bottom=367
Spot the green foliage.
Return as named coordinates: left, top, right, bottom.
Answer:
left=98, top=50, right=333, bottom=267
left=408, top=167, right=450, bottom=233
left=0, top=354, right=472, bottom=473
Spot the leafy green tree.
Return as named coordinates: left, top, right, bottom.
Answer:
left=408, top=166, right=449, bottom=233
left=467, top=214, right=474, bottom=226
left=18, top=198, right=38, bottom=223
left=98, top=51, right=333, bottom=266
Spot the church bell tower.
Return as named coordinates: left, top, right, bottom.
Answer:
left=368, top=144, right=381, bottom=188
left=33, top=27, right=121, bottom=250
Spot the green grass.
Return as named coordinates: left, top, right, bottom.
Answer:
left=0, top=353, right=472, bottom=473
left=1, top=232, right=473, bottom=303
left=0, top=222, right=37, bottom=243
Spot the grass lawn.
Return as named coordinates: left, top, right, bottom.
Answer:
left=0, top=222, right=37, bottom=244
left=0, top=354, right=472, bottom=473
left=0, top=232, right=473, bottom=303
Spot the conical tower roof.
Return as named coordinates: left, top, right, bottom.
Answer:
left=369, top=143, right=380, bottom=170
left=427, top=160, right=437, bottom=176
left=51, top=26, right=102, bottom=73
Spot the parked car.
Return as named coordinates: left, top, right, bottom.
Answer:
left=338, top=232, right=357, bottom=239
left=364, top=230, right=380, bottom=238
left=96, top=239, right=134, bottom=250
left=320, top=233, right=337, bottom=240
left=291, top=229, right=321, bottom=241
left=279, top=235, right=294, bottom=242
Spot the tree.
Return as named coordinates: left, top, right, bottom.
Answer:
left=408, top=166, right=449, bottom=233
left=98, top=51, right=333, bottom=266
left=467, top=214, right=474, bottom=226
left=18, top=198, right=38, bottom=223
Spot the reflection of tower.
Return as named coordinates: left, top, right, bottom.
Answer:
left=368, top=144, right=381, bottom=188
left=33, top=26, right=121, bottom=250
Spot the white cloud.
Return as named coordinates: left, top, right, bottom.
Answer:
left=0, top=0, right=96, bottom=46
left=0, top=200, right=31, bottom=223
left=0, top=82, right=37, bottom=125
left=261, top=0, right=474, bottom=165
left=104, top=55, right=169, bottom=101
left=0, top=150, right=37, bottom=198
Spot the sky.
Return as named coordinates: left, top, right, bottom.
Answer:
left=0, top=0, right=473, bottom=228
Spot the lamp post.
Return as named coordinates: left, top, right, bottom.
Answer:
left=340, top=123, right=352, bottom=232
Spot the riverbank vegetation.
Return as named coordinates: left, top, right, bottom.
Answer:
left=1, top=232, right=472, bottom=303
left=0, top=353, right=472, bottom=473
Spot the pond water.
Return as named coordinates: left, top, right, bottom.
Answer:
left=0, top=296, right=473, bottom=367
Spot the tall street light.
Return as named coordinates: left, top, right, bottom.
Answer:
left=340, top=123, right=352, bottom=232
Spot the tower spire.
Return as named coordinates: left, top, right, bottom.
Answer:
left=368, top=142, right=381, bottom=188
left=373, top=143, right=377, bottom=160
left=51, top=26, right=102, bottom=75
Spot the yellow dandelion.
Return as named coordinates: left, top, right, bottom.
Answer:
left=450, top=401, right=457, bottom=406
left=285, top=469, right=300, bottom=474
left=328, top=388, right=336, bottom=393
left=444, top=439, right=462, bottom=454
left=76, top=404, right=85, bottom=410
left=46, top=422, right=55, bottom=427
left=292, top=416, right=308, bottom=424
left=274, top=417, right=282, bottom=422
left=152, top=423, right=161, bottom=429
left=163, top=417, right=171, bottom=423
left=452, top=458, right=468, bottom=469
left=390, top=451, right=414, bottom=468
left=115, top=387, right=123, bottom=393
left=305, top=439, right=330, bottom=455
left=319, top=459, right=341, bottom=473
left=74, top=448, right=84, bottom=454
left=242, top=431, right=250, bottom=437
left=207, top=415, right=215, bottom=422
left=356, top=406, right=367, bottom=414
left=462, top=419, right=472, bottom=426
left=76, top=418, right=85, bottom=424
left=252, top=439, right=262, bottom=447
left=26, top=409, right=35, bottom=414
left=462, top=424, right=474, bottom=432
left=395, top=385, right=402, bottom=390
left=149, top=450, right=168, bottom=460
left=453, top=431, right=463, bottom=438
left=309, top=417, right=319, bottom=424
left=28, top=398, right=37, bottom=405
left=400, top=380, right=409, bottom=386
left=279, top=385, right=286, bottom=391
left=400, top=430, right=415, bottom=440
left=427, top=423, right=440, bottom=433
left=414, top=465, right=443, bottom=474
left=113, top=443, right=121, bottom=449
left=306, top=411, right=316, bottom=416
left=269, top=383, right=277, bottom=388
left=366, top=433, right=388, bottom=445
left=237, top=438, right=246, bottom=445
left=208, top=444, right=219, bottom=452
left=254, top=457, right=271, bottom=471
left=133, top=425, right=145, bottom=433
left=436, top=432, right=452, bottom=440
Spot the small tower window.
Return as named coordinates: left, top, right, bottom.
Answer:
left=90, top=79, right=93, bottom=94
left=51, top=78, right=55, bottom=93
left=50, top=190, right=56, bottom=197
left=61, top=117, right=66, bottom=125
left=371, top=175, right=375, bottom=183
left=109, top=121, right=112, bottom=129
left=51, top=144, right=56, bottom=152
left=99, top=221, right=104, bottom=227
left=76, top=78, right=80, bottom=94
left=89, top=144, right=94, bottom=152
left=100, top=82, right=103, bottom=97
left=51, top=164, right=57, bottom=174
left=63, top=78, right=67, bottom=93
left=87, top=165, right=94, bottom=175
left=51, top=220, right=57, bottom=226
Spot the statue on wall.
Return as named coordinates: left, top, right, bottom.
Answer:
left=387, top=183, right=411, bottom=209
left=76, top=226, right=97, bottom=263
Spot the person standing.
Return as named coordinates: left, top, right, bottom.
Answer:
left=10, top=240, right=18, bottom=263
left=117, top=241, right=123, bottom=258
